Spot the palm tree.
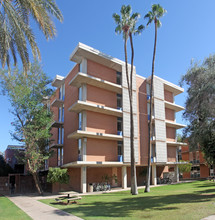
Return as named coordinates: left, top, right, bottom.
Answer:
left=0, top=0, right=63, bottom=74
left=144, top=4, right=166, bottom=193
left=113, top=5, right=144, bottom=195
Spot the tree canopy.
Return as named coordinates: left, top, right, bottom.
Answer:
left=0, top=62, right=54, bottom=194
left=180, top=55, right=215, bottom=165
left=0, top=0, right=63, bottom=73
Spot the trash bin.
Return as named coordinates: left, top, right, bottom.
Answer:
left=88, top=183, right=93, bottom=192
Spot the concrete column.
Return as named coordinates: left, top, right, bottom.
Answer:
left=81, top=58, right=87, bottom=73
left=82, top=138, right=87, bottom=161
left=112, top=167, right=118, bottom=187
left=81, top=166, right=87, bottom=193
left=175, top=165, right=179, bottom=182
left=82, top=111, right=87, bottom=131
left=122, top=166, right=127, bottom=189
left=152, top=164, right=157, bottom=185
left=82, top=84, right=87, bottom=101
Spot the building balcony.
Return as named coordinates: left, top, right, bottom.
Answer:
left=50, top=143, right=63, bottom=149
left=165, top=121, right=186, bottom=129
left=167, top=141, right=187, bottom=147
left=67, top=130, right=123, bottom=141
left=164, top=101, right=184, bottom=112
left=51, top=99, right=64, bottom=108
left=52, top=75, right=65, bottom=88
left=69, top=72, right=122, bottom=94
left=69, top=100, right=123, bottom=117
left=51, top=121, right=64, bottom=128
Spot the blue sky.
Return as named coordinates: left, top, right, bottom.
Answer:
left=0, top=0, right=215, bottom=152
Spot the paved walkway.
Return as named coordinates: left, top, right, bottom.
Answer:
left=202, top=216, right=215, bottom=220
left=8, top=195, right=83, bottom=220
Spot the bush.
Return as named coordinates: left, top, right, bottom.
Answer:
left=47, top=167, right=69, bottom=184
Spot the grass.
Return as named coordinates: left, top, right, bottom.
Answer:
left=40, top=180, right=215, bottom=220
left=0, top=196, right=31, bottom=220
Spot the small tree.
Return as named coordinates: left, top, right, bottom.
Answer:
left=178, top=161, right=192, bottom=175
left=47, top=168, right=69, bottom=184
left=0, top=62, right=53, bottom=195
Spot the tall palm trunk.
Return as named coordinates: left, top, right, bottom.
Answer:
left=129, top=33, right=138, bottom=195
left=145, top=17, right=157, bottom=193
left=124, top=32, right=138, bottom=195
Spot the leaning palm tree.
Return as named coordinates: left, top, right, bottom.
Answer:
left=113, top=5, right=144, bottom=195
left=0, top=0, right=63, bottom=74
left=144, top=4, right=166, bottom=193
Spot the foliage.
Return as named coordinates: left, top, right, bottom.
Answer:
left=47, top=167, right=69, bottom=184
left=0, top=0, right=63, bottom=73
left=113, top=5, right=143, bottom=195
left=0, top=62, right=54, bottom=194
left=0, top=155, right=14, bottom=176
left=180, top=55, right=215, bottom=165
left=102, top=174, right=118, bottom=184
left=178, top=160, right=192, bottom=174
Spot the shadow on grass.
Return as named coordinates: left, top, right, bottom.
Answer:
left=49, top=191, right=214, bottom=218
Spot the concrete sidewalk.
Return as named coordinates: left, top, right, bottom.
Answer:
left=8, top=195, right=83, bottom=220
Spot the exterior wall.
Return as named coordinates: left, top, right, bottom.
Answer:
left=164, top=90, right=173, bottom=103
left=136, top=76, right=148, bottom=165
left=181, top=152, right=189, bottom=161
left=200, top=165, right=209, bottom=178
left=165, top=108, right=175, bottom=121
left=87, top=60, right=117, bottom=84
left=166, top=127, right=176, bottom=141
left=63, top=64, right=79, bottom=164
left=167, top=146, right=177, bottom=162
left=86, top=85, right=117, bottom=108
left=86, top=111, right=117, bottom=135
left=86, top=139, right=118, bottom=162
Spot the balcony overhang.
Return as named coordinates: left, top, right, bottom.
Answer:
left=50, top=143, right=63, bottom=149
left=165, top=101, right=185, bottom=112
left=62, top=161, right=125, bottom=168
left=67, top=130, right=123, bottom=141
left=167, top=141, right=187, bottom=147
left=69, top=72, right=122, bottom=94
left=51, top=99, right=64, bottom=108
left=68, top=101, right=123, bottom=117
left=52, top=75, right=65, bottom=88
left=155, top=161, right=188, bottom=165
left=51, top=121, right=64, bottom=128
left=165, top=121, right=186, bottom=129
left=147, top=75, right=184, bottom=96
left=70, top=42, right=124, bottom=72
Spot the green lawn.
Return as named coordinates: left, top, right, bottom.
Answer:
left=0, top=196, right=31, bottom=220
left=40, top=180, right=215, bottom=220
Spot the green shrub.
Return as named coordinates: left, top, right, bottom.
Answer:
left=47, top=167, right=69, bottom=184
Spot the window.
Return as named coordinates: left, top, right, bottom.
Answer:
left=58, top=106, right=64, bottom=122
left=57, top=148, right=63, bottom=166
left=58, top=107, right=61, bottom=122
left=79, top=113, right=82, bottom=130
left=117, top=117, right=122, bottom=135
left=116, top=72, right=122, bottom=85
left=59, top=84, right=65, bottom=100
left=117, top=94, right=122, bottom=109
left=58, top=128, right=64, bottom=145
left=118, top=141, right=123, bottom=155
left=78, top=139, right=82, bottom=161
left=79, top=87, right=82, bottom=101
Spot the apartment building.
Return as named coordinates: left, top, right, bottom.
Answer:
left=48, top=43, right=187, bottom=193
left=180, top=144, right=214, bottom=179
